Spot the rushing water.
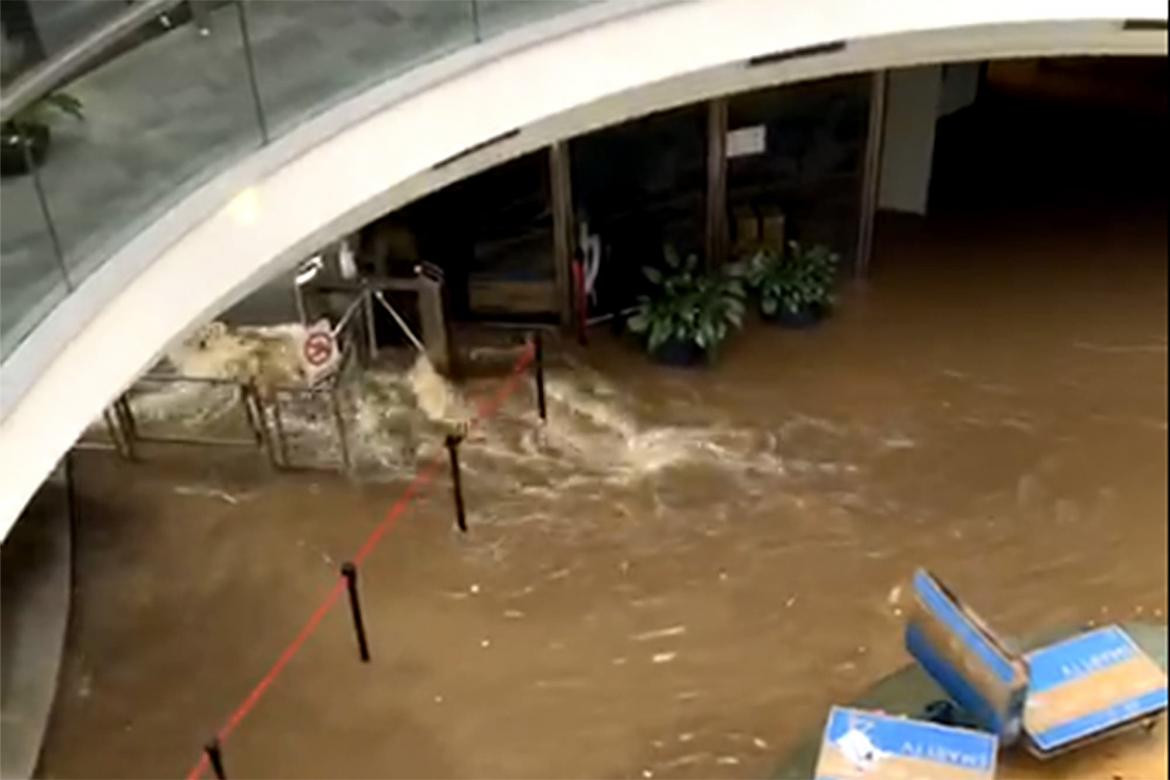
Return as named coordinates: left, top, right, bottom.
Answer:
left=44, top=202, right=1167, bottom=779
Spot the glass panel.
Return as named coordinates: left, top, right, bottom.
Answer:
left=0, top=131, right=69, bottom=359
left=245, top=0, right=476, bottom=136
left=475, top=0, right=598, bottom=40
left=33, top=6, right=264, bottom=284
left=727, top=75, right=869, bottom=268
left=1, top=0, right=127, bottom=84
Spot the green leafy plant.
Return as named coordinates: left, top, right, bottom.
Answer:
left=4, top=91, right=84, bottom=134
left=746, top=240, right=839, bottom=317
left=628, top=245, right=746, bottom=358
left=1, top=92, right=83, bottom=175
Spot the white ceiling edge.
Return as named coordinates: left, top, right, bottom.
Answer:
left=1, top=0, right=1165, bottom=537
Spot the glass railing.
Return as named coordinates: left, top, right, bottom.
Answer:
left=0, top=0, right=599, bottom=360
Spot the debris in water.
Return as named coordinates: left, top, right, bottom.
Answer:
left=642, top=770, right=653, bottom=778
left=718, top=570, right=729, bottom=582
left=652, top=652, right=677, bottom=664
left=434, top=695, right=443, bottom=704
left=716, top=756, right=740, bottom=766
left=887, top=585, right=902, bottom=605
left=678, top=733, right=694, bottom=743
left=548, top=568, right=571, bottom=580
left=676, top=690, right=700, bottom=701
left=753, top=737, right=769, bottom=749
left=503, top=609, right=525, bottom=619
left=469, top=583, right=480, bottom=594
left=883, top=436, right=916, bottom=450
left=407, top=354, right=470, bottom=426
left=165, top=320, right=307, bottom=397
left=480, top=639, right=491, bottom=648
left=857, top=645, right=868, bottom=655
left=631, top=625, right=687, bottom=642
left=785, top=595, right=797, bottom=608
left=612, top=657, right=628, bottom=666
left=173, top=485, right=240, bottom=505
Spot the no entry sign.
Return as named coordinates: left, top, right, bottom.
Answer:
left=303, top=331, right=334, bottom=367
left=298, top=321, right=340, bottom=385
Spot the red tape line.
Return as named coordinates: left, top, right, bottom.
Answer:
left=185, top=342, right=535, bottom=779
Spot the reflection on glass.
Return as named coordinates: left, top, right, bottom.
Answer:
left=1, top=0, right=599, bottom=364
left=245, top=1, right=476, bottom=136
left=1, top=0, right=126, bottom=85
left=0, top=131, right=69, bottom=358
left=32, top=7, right=264, bottom=283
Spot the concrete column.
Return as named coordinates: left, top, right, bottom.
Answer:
left=549, top=142, right=575, bottom=326
left=878, top=65, right=943, bottom=216
left=856, top=69, right=888, bottom=279
left=705, top=97, right=729, bottom=268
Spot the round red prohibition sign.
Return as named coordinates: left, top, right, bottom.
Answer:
left=303, top=332, right=334, bottom=367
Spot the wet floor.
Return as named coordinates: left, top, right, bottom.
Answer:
left=39, top=200, right=1167, bottom=779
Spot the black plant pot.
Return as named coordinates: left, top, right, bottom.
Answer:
left=650, top=337, right=706, bottom=367
left=764, top=301, right=828, bottom=329
left=0, top=123, right=50, bottom=177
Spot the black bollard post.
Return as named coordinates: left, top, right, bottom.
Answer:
left=533, top=331, right=547, bottom=423
left=445, top=433, right=467, bottom=533
left=205, top=737, right=227, bottom=780
left=341, top=562, right=371, bottom=662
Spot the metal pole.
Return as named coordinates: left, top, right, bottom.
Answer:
left=270, top=393, right=290, bottom=467
left=205, top=738, right=227, bottom=780
left=330, top=387, right=351, bottom=473
left=113, top=395, right=139, bottom=460
left=533, top=332, right=546, bottom=423
left=22, top=131, right=73, bottom=290
left=470, top=0, right=481, bottom=42
left=233, top=0, right=269, bottom=144
left=341, top=562, right=371, bottom=662
left=856, top=69, right=888, bottom=279
left=445, top=433, right=467, bottom=533
left=240, top=384, right=264, bottom=447
left=102, top=407, right=130, bottom=459
left=363, top=288, right=379, bottom=365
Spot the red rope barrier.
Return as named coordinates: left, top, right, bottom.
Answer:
left=185, top=343, right=535, bottom=779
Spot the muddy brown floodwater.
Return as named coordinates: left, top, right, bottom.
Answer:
left=41, top=203, right=1166, bottom=779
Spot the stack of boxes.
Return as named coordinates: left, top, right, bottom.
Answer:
left=814, top=569, right=1167, bottom=778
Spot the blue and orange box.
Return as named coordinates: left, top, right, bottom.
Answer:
left=814, top=706, right=998, bottom=779
left=905, top=568, right=1167, bottom=759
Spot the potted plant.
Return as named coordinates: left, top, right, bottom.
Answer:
left=1, top=92, right=83, bottom=177
left=627, top=246, right=746, bottom=366
left=746, top=240, right=839, bottom=327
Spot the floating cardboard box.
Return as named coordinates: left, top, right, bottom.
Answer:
left=905, top=569, right=1029, bottom=742
left=1022, top=624, right=1168, bottom=758
left=815, top=706, right=998, bottom=779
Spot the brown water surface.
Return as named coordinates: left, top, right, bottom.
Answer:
left=41, top=203, right=1167, bottom=779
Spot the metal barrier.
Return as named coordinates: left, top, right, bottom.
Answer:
left=86, top=292, right=367, bottom=473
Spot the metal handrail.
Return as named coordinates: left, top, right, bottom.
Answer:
left=0, top=0, right=183, bottom=122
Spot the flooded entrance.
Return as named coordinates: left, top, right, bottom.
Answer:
left=40, top=193, right=1166, bottom=777
left=36, top=57, right=1168, bottom=779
